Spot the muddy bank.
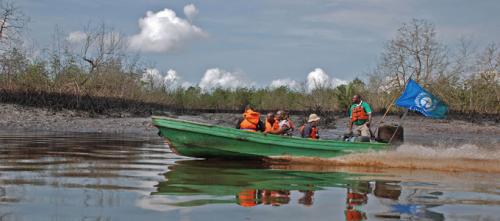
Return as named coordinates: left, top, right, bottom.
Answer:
left=0, top=103, right=499, bottom=146
left=0, top=104, right=157, bottom=136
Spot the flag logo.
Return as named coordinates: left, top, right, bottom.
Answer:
left=415, top=92, right=436, bottom=111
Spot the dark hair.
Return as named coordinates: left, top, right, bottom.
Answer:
left=244, top=104, right=253, bottom=111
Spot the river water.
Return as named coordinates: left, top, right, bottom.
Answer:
left=0, top=131, right=499, bottom=221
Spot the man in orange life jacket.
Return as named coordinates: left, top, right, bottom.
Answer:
left=236, top=106, right=265, bottom=132
left=300, top=113, right=320, bottom=139
left=348, top=95, right=372, bottom=139
left=264, top=112, right=279, bottom=132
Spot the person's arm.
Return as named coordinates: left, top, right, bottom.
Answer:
left=302, top=125, right=312, bottom=138
left=264, top=122, right=286, bottom=135
left=366, top=114, right=372, bottom=127
left=266, top=127, right=284, bottom=135
left=288, top=119, right=295, bottom=131
left=364, top=102, right=373, bottom=127
left=235, top=119, right=243, bottom=129
left=347, top=105, right=353, bottom=133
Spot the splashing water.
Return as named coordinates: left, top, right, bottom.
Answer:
left=274, top=143, right=500, bottom=173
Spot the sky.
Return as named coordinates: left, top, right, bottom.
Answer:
left=16, top=0, right=500, bottom=89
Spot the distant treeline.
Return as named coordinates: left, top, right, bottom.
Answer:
left=0, top=1, right=497, bottom=120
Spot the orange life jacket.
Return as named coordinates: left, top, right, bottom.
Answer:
left=300, top=124, right=318, bottom=139
left=264, top=118, right=279, bottom=132
left=240, top=110, right=260, bottom=132
left=237, top=189, right=257, bottom=207
left=310, top=127, right=318, bottom=139
left=347, top=192, right=367, bottom=206
left=351, top=105, right=369, bottom=122
left=345, top=209, right=364, bottom=221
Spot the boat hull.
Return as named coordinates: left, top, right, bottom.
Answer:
left=153, top=116, right=389, bottom=159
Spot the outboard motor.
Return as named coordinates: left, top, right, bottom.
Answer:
left=376, top=124, right=404, bottom=144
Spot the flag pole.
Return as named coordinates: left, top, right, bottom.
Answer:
left=374, top=76, right=414, bottom=139
left=388, top=108, right=409, bottom=144
left=373, top=96, right=397, bottom=137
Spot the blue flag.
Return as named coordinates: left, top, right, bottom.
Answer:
left=395, top=79, right=448, bottom=119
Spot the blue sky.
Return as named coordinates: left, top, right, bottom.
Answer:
left=17, top=0, right=500, bottom=88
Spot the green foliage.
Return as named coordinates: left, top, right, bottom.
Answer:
left=15, top=61, right=50, bottom=91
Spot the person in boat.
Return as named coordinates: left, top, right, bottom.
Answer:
left=236, top=106, right=265, bottom=132
left=264, top=112, right=279, bottom=133
left=284, top=112, right=296, bottom=133
left=264, top=110, right=293, bottom=135
left=348, top=95, right=372, bottom=140
left=300, top=113, right=320, bottom=139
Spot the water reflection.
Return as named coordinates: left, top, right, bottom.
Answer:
left=154, top=160, right=358, bottom=205
left=153, top=160, right=456, bottom=220
left=373, top=181, right=445, bottom=220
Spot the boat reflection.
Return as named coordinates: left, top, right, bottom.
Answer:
left=153, top=160, right=445, bottom=220
left=154, top=160, right=362, bottom=206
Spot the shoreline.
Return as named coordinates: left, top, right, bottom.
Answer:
left=1, top=103, right=499, bottom=146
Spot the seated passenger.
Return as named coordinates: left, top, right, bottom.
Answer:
left=300, top=113, right=320, bottom=139
left=264, top=112, right=279, bottom=133
left=236, top=106, right=264, bottom=132
left=284, top=112, right=296, bottom=132
left=265, top=110, right=293, bottom=136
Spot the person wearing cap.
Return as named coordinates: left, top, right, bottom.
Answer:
left=300, top=113, right=320, bottom=139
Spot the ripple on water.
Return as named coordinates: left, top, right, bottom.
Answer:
left=0, top=132, right=174, bottom=197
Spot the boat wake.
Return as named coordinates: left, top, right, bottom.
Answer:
left=273, top=143, right=500, bottom=173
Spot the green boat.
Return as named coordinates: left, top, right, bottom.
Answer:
left=153, top=116, right=390, bottom=160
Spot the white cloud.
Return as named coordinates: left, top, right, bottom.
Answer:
left=183, top=4, right=199, bottom=21
left=142, top=67, right=346, bottom=92
left=306, top=68, right=347, bottom=91
left=181, top=81, right=195, bottom=89
left=163, top=69, right=180, bottom=88
left=268, top=69, right=347, bottom=91
left=269, top=78, right=300, bottom=90
left=331, top=78, right=348, bottom=88
left=67, top=31, right=87, bottom=43
left=129, top=6, right=206, bottom=53
left=199, top=68, right=250, bottom=91
left=141, top=68, right=164, bottom=89
left=141, top=68, right=191, bottom=90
